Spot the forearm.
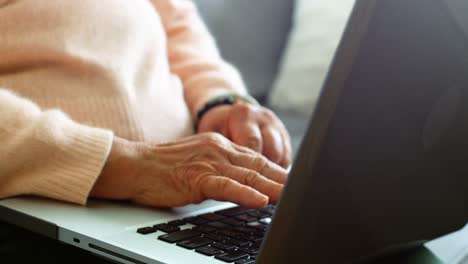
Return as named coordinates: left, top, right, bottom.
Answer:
left=0, top=89, right=113, bottom=205
left=152, top=0, right=248, bottom=119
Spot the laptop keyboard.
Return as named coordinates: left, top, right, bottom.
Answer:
left=136, top=205, right=275, bottom=263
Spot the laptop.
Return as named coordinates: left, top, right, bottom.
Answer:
left=1, top=0, right=468, bottom=263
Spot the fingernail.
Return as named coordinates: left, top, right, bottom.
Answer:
left=259, top=195, right=268, bottom=206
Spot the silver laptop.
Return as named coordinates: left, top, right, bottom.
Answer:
left=2, top=0, right=468, bottom=263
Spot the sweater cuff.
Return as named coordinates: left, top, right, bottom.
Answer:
left=31, top=122, right=114, bottom=206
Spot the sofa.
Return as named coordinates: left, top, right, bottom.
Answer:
left=193, top=0, right=309, bottom=156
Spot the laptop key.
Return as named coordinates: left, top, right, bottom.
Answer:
left=238, top=235, right=259, bottom=242
left=218, top=229, right=242, bottom=238
left=168, top=219, right=186, bottom=226
left=199, top=213, right=226, bottom=222
left=158, top=229, right=201, bottom=243
left=195, top=245, right=224, bottom=256
left=235, top=258, right=255, bottom=264
left=176, top=236, right=213, bottom=249
left=247, top=210, right=270, bottom=219
left=153, top=223, right=180, bottom=233
left=235, top=214, right=258, bottom=223
left=238, top=242, right=252, bottom=248
left=136, top=227, right=157, bottom=235
left=232, top=234, right=252, bottom=242
left=211, top=241, right=237, bottom=251
left=192, top=225, right=216, bottom=234
left=215, top=251, right=249, bottom=262
left=206, top=221, right=231, bottom=229
left=259, top=205, right=275, bottom=215
left=204, top=233, right=229, bottom=242
left=239, top=246, right=259, bottom=255
left=216, top=206, right=251, bottom=217
left=221, top=218, right=245, bottom=227
left=226, top=239, right=251, bottom=248
left=184, top=216, right=208, bottom=226
left=233, top=226, right=257, bottom=234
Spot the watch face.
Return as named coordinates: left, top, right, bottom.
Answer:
left=232, top=94, right=260, bottom=106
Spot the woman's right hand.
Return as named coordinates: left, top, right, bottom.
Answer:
left=90, top=133, right=288, bottom=208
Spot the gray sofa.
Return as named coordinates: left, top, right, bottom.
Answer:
left=194, top=0, right=309, bottom=156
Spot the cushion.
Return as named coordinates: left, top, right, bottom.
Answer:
left=193, top=0, right=294, bottom=103
left=268, top=0, right=355, bottom=115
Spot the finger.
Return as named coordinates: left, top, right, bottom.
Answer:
left=199, top=176, right=268, bottom=208
left=197, top=105, right=232, bottom=134
left=277, top=123, right=293, bottom=168
left=227, top=104, right=263, bottom=152
left=229, top=120, right=263, bottom=153
left=228, top=151, right=288, bottom=184
left=261, top=126, right=283, bottom=164
left=261, top=109, right=292, bottom=169
left=216, top=164, right=284, bottom=203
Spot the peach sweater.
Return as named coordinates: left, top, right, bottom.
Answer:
left=0, top=0, right=247, bottom=205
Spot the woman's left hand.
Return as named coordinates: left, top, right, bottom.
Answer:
left=198, top=103, right=292, bottom=168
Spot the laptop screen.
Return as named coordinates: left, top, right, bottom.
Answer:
left=260, top=0, right=468, bottom=263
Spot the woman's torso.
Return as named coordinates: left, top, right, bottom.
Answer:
left=0, top=0, right=193, bottom=143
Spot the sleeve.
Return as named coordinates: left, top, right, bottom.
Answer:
left=151, top=0, right=249, bottom=120
left=0, top=89, right=113, bottom=205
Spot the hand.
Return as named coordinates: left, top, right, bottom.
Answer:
left=90, top=133, right=288, bottom=208
left=197, top=103, right=292, bottom=168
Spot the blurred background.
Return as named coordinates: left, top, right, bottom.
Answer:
left=193, top=0, right=355, bottom=156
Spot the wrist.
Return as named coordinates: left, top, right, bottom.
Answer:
left=90, top=137, right=142, bottom=200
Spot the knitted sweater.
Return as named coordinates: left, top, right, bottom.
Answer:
left=0, top=0, right=247, bottom=205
